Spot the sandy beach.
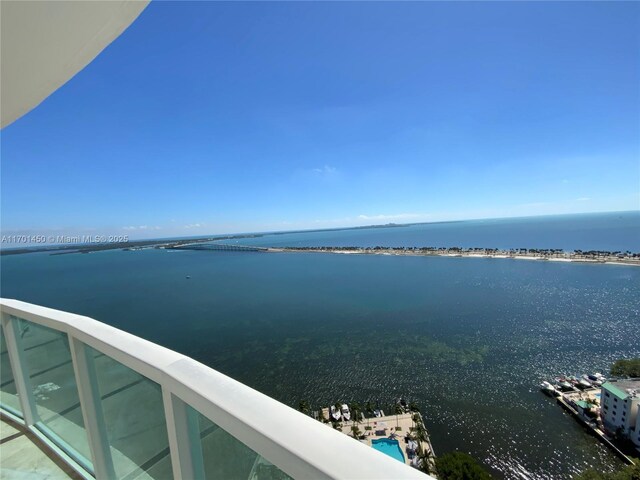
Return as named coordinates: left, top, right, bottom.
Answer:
left=269, top=247, right=640, bottom=267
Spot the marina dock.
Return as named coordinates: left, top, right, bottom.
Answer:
left=540, top=375, right=639, bottom=465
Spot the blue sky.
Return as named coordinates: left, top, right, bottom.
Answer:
left=2, top=1, right=639, bottom=239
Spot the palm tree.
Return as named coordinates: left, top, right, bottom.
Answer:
left=351, top=401, right=362, bottom=429
left=394, top=403, right=403, bottom=429
left=365, top=401, right=374, bottom=428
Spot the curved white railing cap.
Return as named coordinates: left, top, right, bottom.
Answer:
left=0, top=298, right=185, bottom=379
left=0, top=299, right=432, bottom=479
left=166, top=357, right=430, bottom=479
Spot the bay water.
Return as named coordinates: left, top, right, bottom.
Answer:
left=1, top=211, right=639, bottom=479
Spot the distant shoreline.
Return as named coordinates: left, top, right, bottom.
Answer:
left=2, top=237, right=639, bottom=266
left=266, top=246, right=640, bottom=267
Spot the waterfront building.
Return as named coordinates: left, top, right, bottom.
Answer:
left=600, top=381, right=640, bottom=440
left=634, top=405, right=640, bottom=451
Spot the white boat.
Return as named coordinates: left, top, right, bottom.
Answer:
left=578, top=378, right=592, bottom=389
left=330, top=405, right=341, bottom=421
left=584, top=374, right=603, bottom=386
left=540, top=381, right=558, bottom=396
left=341, top=404, right=351, bottom=422
left=557, top=380, right=573, bottom=391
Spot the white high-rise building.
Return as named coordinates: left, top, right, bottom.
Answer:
left=633, top=405, right=640, bottom=451
left=600, top=381, right=640, bottom=439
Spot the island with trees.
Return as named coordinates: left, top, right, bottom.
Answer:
left=269, top=246, right=640, bottom=266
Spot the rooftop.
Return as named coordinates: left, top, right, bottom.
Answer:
left=603, top=380, right=640, bottom=400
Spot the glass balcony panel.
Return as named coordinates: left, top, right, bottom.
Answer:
left=88, top=346, right=173, bottom=479
left=192, top=406, right=293, bottom=480
left=18, top=318, right=92, bottom=469
left=0, top=324, right=22, bottom=417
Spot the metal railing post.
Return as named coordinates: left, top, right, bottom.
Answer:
left=68, top=337, right=116, bottom=479
left=1, top=312, right=38, bottom=426
left=163, top=388, right=205, bottom=480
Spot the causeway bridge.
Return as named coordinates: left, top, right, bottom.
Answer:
left=169, top=243, right=268, bottom=252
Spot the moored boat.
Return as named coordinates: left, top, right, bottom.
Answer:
left=556, top=378, right=574, bottom=391
left=341, top=404, right=351, bottom=421
left=540, top=381, right=558, bottom=396
left=330, top=405, right=341, bottom=421
left=578, top=378, right=592, bottom=389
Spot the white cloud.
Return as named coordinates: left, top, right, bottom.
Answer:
left=122, top=225, right=160, bottom=230
left=184, top=223, right=203, bottom=229
left=357, top=213, right=423, bottom=221
left=575, top=197, right=590, bottom=202
left=312, top=165, right=337, bottom=175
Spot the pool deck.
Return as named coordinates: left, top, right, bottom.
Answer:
left=335, top=413, right=424, bottom=467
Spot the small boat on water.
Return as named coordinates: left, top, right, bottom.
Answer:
left=588, top=373, right=606, bottom=385
left=582, top=374, right=600, bottom=386
left=568, top=376, right=582, bottom=387
left=330, top=405, right=341, bottom=421
left=540, top=381, right=558, bottom=396
left=341, top=404, right=351, bottom=422
left=578, top=378, right=593, bottom=389
left=556, top=378, right=574, bottom=391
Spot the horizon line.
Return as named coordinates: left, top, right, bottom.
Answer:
left=1, top=209, right=637, bottom=250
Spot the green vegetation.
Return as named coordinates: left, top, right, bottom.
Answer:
left=350, top=401, right=362, bottom=425
left=350, top=425, right=363, bottom=439
left=611, top=358, right=640, bottom=378
left=412, top=413, right=429, bottom=443
left=298, top=399, right=311, bottom=415
left=365, top=401, right=374, bottom=417
left=435, top=452, right=493, bottom=480
left=394, top=403, right=403, bottom=428
left=574, top=462, right=640, bottom=480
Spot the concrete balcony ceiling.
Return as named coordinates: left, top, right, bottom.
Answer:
left=0, top=0, right=149, bottom=129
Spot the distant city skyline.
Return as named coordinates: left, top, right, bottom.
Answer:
left=2, top=2, right=639, bottom=241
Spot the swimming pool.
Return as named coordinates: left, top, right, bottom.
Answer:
left=371, top=438, right=406, bottom=463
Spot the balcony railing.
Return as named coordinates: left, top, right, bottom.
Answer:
left=0, top=298, right=430, bottom=479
